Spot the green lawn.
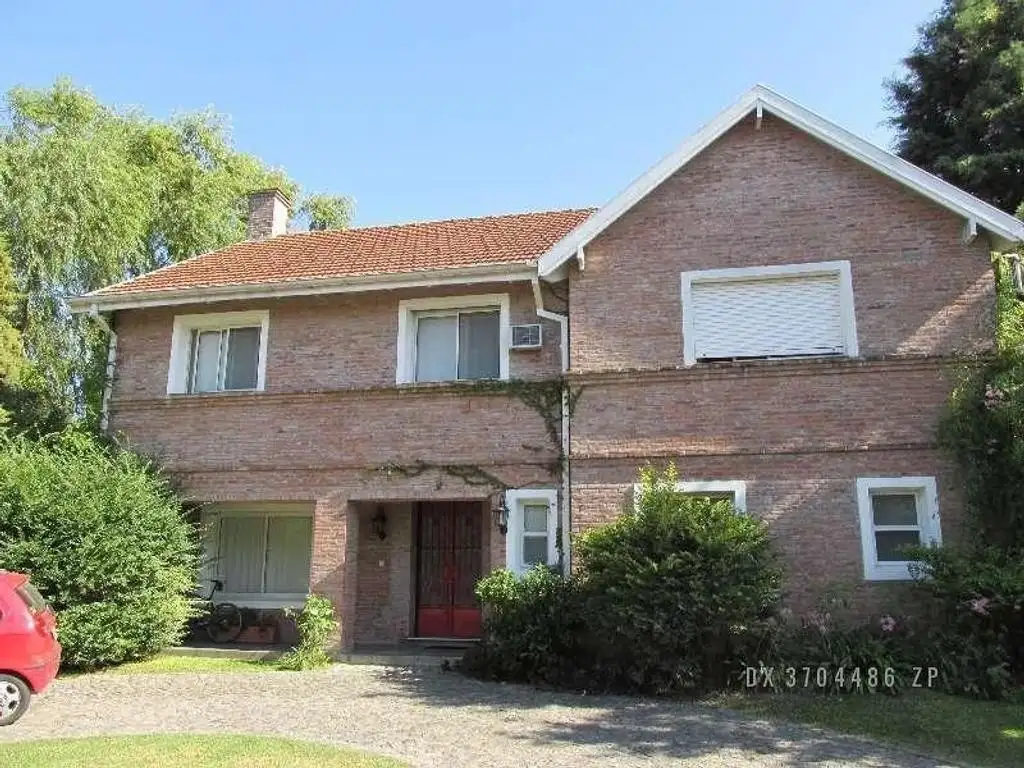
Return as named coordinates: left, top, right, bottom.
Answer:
left=60, top=653, right=316, bottom=677
left=0, top=735, right=405, bottom=768
left=709, top=689, right=1024, bottom=768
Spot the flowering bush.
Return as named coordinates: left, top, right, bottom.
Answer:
left=908, top=546, right=1024, bottom=699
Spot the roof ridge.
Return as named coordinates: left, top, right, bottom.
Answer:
left=300, top=206, right=599, bottom=235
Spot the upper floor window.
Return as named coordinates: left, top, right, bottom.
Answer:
left=167, top=310, right=270, bottom=395
left=856, top=476, right=941, bottom=581
left=680, top=261, right=858, bottom=366
left=396, top=294, right=510, bottom=384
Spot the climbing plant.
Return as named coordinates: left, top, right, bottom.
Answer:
left=372, top=376, right=583, bottom=494
left=939, top=254, right=1024, bottom=553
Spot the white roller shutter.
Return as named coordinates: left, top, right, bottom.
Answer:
left=689, top=273, right=845, bottom=360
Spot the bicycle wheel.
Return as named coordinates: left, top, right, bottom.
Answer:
left=206, top=602, right=243, bottom=643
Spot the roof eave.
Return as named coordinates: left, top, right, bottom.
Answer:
left=69, top=262, right=539, bottom=313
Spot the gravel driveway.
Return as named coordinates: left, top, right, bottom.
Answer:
left=0, top=665, right=954, bottom=767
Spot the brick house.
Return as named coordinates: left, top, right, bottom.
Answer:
left=71, top=85, right=1024, bottom=651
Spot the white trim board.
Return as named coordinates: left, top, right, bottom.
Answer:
left=538, top=84, right=1024, bottom=277
left=504, top=488, right=559, bottom=575
left=855, top=476, right=941, bottom=581
left=166, top=310, right=270, bottom=395
left=70, top=264, right=537, bottom=313
left=632, top=480, right=748, bottom=514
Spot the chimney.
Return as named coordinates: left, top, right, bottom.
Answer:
left=246, top=188, right=290, bottom=240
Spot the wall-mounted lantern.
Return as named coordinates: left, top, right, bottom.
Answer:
left=492, top=495, right=509, bottom=536
left=371, top=508, right=388, bottom=541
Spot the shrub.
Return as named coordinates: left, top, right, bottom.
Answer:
left=278, top=594, right=338, bottom=670
left=757, top=590, right=920, bottom=695
left=465, top=566, right=589, bottom=686
left=908, top=546, right=1024, bottom=699
left=0, top=430, right=197, bottom=668
left=470, top=465, right=785, bottom=694
left=576, top=464, right=784, bottom=693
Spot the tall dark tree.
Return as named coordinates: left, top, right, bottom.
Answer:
left=888, top=0, right=1024, bottom=216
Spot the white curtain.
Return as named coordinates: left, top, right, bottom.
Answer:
left=191, top=330, right=222, bottom=392
left=415, top=315, right=457, bottom=381
left=264, top=517, right=313, bottom=593
left=458, top=311, right=500, bottom=379
left=218, top=517, right=265, bottom=593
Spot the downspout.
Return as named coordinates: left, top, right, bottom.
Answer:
left=532, top=278, right=572, bottom=574
left=88, top=304, right=117, bottom=434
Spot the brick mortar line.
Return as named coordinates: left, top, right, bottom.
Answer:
left=571, top=441, right=939, bottom=460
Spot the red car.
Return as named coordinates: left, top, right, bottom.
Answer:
left=0, top=571, right=61, bottom=725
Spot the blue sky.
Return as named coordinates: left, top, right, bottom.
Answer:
left=2, top=1, right=938, bottom=227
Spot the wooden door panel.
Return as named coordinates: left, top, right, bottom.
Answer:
left=415, top=501, right=482, bottom=638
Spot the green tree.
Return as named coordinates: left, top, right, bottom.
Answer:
left=297, top=193, right=353, bottom=231
left=887, top=0, right=1024, bottom=215
left=0, top=430, right=198, bottom=668
left=0, top=79, right=348, bottom=427
left=0, top=234, right=24, bottom=387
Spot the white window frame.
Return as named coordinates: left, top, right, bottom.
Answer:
left=396, top=294, right=510, bottom=384
left=504, top=488, right=558, bottom=575
left=680, top=260, right=858, bottom=367
left=632, top=480, right=748, bottom=514
left=201, top=505, right=313, bottom=609
left=856, top=476, right=941, bottom=581
left=167, top=310, right=270, bottom=394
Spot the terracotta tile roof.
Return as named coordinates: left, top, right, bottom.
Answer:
left=92, top=208, right=595, bottom=297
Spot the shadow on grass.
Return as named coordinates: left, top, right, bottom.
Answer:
left=358, top=666, right=948, bottom=767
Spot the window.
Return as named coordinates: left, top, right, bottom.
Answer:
left=856, top=477, right=941, bottom=581
left=213, top=512, right=313, bottom=605
left=633, top=480, right=747, bottom=514
left=505, top=489, right=558, bottom=575
left=397, top=295, right=510, bottom=384
left=680, top=261, right=858, bottom=366
left=167, top=311, right=270, bottom=394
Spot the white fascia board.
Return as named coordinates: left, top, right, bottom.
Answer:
left=538, top=84, right=1024, bottom=277
left=69, top=263, right=538, bottom=313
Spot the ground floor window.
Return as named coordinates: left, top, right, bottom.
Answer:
left=633, top=479, right=748, bottom=514
left=855, top=476, right=941, bottom=581
left=207, top=510, right=313, bottom=606
left=504, top=489, right=558, bottom=575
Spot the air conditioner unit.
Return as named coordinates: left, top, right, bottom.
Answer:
left=510, top=323, right=542, bottom=350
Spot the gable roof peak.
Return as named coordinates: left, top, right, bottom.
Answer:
left=538, top=84, right=1024, bottom=277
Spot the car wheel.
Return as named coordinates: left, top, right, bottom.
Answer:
left=0, top=674, right=30, bottom=726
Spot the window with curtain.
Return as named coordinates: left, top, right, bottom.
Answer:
left=217, top=515, right=313, bottom=596
left=414, top=310, right=500, bottom=382
left=188, top=326, right=262, bottom=393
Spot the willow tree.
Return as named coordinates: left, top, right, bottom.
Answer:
left=0, top=79, right=350, bottom=426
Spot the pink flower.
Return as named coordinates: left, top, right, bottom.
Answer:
left=879, top=615, right=897, bottom=633
left=807, top=611, right=830, bottom=634
left=984, top=385, right=1006, bottom=409
left=969, top=597, right=991, bottom=616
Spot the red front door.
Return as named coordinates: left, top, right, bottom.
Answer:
left=415, top=501, right=483, bottom=638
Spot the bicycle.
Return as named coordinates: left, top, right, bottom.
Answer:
left=190, top=579, right=244, bottom=643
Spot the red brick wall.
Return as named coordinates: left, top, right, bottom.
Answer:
left=105, top=111, right=996, bottom=641
left=564, top=114, right=992, bottom=620
left=569, top=114, right=994, bottom=372
left=112, top=280, right=561, bottom=400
